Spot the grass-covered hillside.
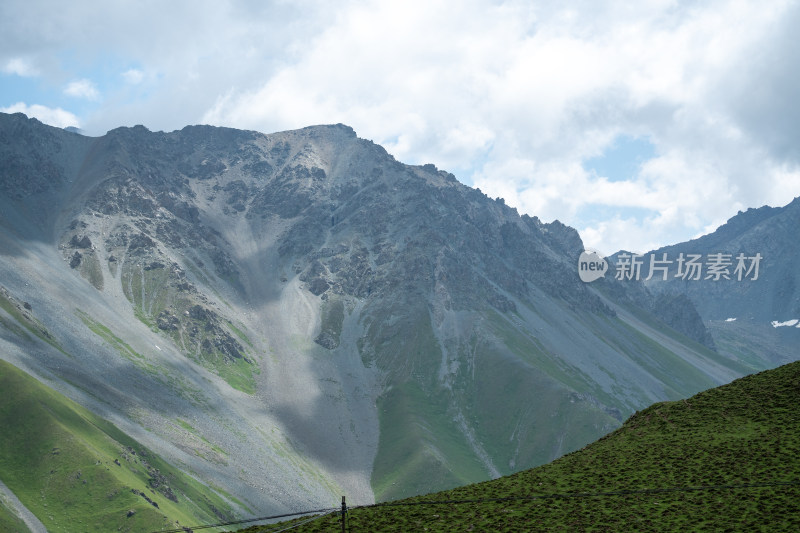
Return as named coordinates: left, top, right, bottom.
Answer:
left=0, top=500, right=30, bottom=533
left=239, top=361, right=800, bottom=531
left=0, top=359, right=234, bottom=532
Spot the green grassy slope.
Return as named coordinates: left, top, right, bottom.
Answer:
left=244, top=360, right=800, bottom=531
left=0, top=359, right=234, bottom=532
left=368, top=300, right=735, bottom=503
left=0, top=499, right=30, bottom=533
left=707, top=319, right=798, bottom=370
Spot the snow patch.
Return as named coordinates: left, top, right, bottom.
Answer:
left=771, top=319, right=799, bottom=328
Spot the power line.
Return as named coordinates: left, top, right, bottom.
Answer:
left=251, top=511, right=338, bottom=533
left=153, top=507, right=339, bottom=533
left=155, top=479, right=800, bottom=533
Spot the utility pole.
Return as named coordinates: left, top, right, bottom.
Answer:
left=341, top=495, right=347, bottom=533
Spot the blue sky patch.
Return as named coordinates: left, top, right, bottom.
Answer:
left=0, top=73, right=50, bottom=107
left=584, top=135, right=656, bottom=182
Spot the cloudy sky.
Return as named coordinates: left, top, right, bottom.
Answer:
left=2, top=0, right=799, bottom=254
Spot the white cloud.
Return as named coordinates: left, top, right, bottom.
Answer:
left=2, top=57, right=38, bottom=77
left=580, top=216, right=664, bottom=256
left=0, top=102, right=80, bottom=129
left=121, top=68, right=144, bottom=84
left=2, top=0, right=799, bottom=253
left=64, top=79, right=100, bottom=101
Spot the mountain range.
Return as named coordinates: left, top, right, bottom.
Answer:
left=0, top=112, right=797, bottom=529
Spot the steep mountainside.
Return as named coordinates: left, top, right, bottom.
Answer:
left=0, top=360, right=234, bottom=532
left=634, top=198, right=800, bottom=367
left=0, top=112, right=791, bottom=520
left=259, top=360, right=800, bottom=531
left=642, top=198, right=800, bottom=321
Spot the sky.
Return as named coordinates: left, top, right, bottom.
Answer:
left=2, top=0, right=799, bottom=254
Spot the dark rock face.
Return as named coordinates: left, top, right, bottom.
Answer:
left=156, top=311, right=180, bottom=331
left=128, top=233, right=156, bottom=250
left=595, top=269, right=714, bottom=349
left=70, top=235, right=93, bottom=249
left=642, top=197, right=800, bottom=323
left=652, top=292, right=716, bottom=349
left=0, top=114, right=68, bottom=199
left=314, top=331, right=338, bottom=349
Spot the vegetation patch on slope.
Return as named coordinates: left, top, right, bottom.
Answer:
left=74, top=309, right=208, bottom=406
left=366, top=303, right=497, bottom=502
left=0, top=360, right=234, bottom=532
left=371, top=382, right=489, bottom=502
left=0, top=286, right=67, bottom=355
left=119, top=255, right=257, bottom=394
left=246, top=361, right=800, bottom=531
left=459, top=333, right=618, bottom=477
left=0, top=498, right=30, bottom=533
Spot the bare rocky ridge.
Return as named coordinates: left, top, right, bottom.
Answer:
left=634, top=197, right=800, bottom=367
left=641, top=198, right=800, bottom=322
left=0, top=112, right=795, bottom=519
